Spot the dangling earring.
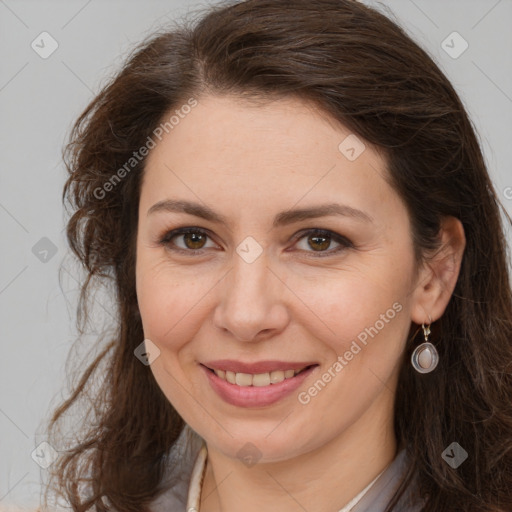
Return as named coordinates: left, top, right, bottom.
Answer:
left=411, top=318, right=439, bottom=373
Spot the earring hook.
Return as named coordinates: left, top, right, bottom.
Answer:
left=421, top=314, right=432, bottom=341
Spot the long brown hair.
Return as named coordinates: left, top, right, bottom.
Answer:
left=44, top=0, right=512, bottom=510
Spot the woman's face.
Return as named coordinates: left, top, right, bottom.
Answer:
left=136, top=94, right=420, bottom=462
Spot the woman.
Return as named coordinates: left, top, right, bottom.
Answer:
left=44, top=0, right=512, bottom=511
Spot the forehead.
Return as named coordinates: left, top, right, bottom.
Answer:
left=146, top=94, right=370, bottom=171
left=140, top=94, right=398, bottom=225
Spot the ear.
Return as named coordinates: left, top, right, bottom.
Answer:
left=410, top=216, right=466, bottom=324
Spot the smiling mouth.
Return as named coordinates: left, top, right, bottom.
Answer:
left=202, top=364, right=318, bottom=387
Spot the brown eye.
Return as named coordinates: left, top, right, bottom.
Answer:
left=159, top=227, right=352, bottom=258
left=294, top=229, right=353, bottom=257
left=307, top=233, right=332, bottom=251
left=182, top=232, right=207, bottom=250
left=159, top=227, right=216, bottom=253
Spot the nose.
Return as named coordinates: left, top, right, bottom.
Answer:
left=213, top=249, right=290, bottom=342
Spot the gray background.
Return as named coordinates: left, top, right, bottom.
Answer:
left=1, top=0, right=511, bottom=509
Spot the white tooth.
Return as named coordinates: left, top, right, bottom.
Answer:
left=213, top=369, right=302, bottom=385
left=235, top=372, right=253, bottom=386
left=214, top=369, right=226, bottom=379
left=252, top=372, right=271, bottom=387
left=270, top=370, right=285, bottom=384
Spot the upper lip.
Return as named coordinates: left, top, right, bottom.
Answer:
left=202, top=360, right=318, bottom=374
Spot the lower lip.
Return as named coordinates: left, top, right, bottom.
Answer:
left=201, top=364, right=318, bottom=408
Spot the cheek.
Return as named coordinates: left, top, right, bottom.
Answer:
left=135, top=259, right=207, bottom=407
left=284, top=260, right=412, bottom=369
left=296, top=264, right=409, bottom=328
left=291, top=277, right=411, bottom=414
left=135, top=253, right=214, bottom=349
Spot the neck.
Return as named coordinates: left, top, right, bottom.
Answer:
left=199, top=391, right=398, bottom=512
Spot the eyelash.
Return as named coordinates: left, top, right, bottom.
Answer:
left=158, top=227, right=354, bottom=258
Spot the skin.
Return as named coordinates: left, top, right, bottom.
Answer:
left=135, top=94, right=466, bottom=512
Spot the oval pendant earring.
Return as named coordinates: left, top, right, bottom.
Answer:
left=411, top=320, right=439, bottom=373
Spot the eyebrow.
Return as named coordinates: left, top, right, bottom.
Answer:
left=147, top=199, right=373, bottom=227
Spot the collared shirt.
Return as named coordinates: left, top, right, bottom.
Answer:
left=149, top=424, right=425, bottom=512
